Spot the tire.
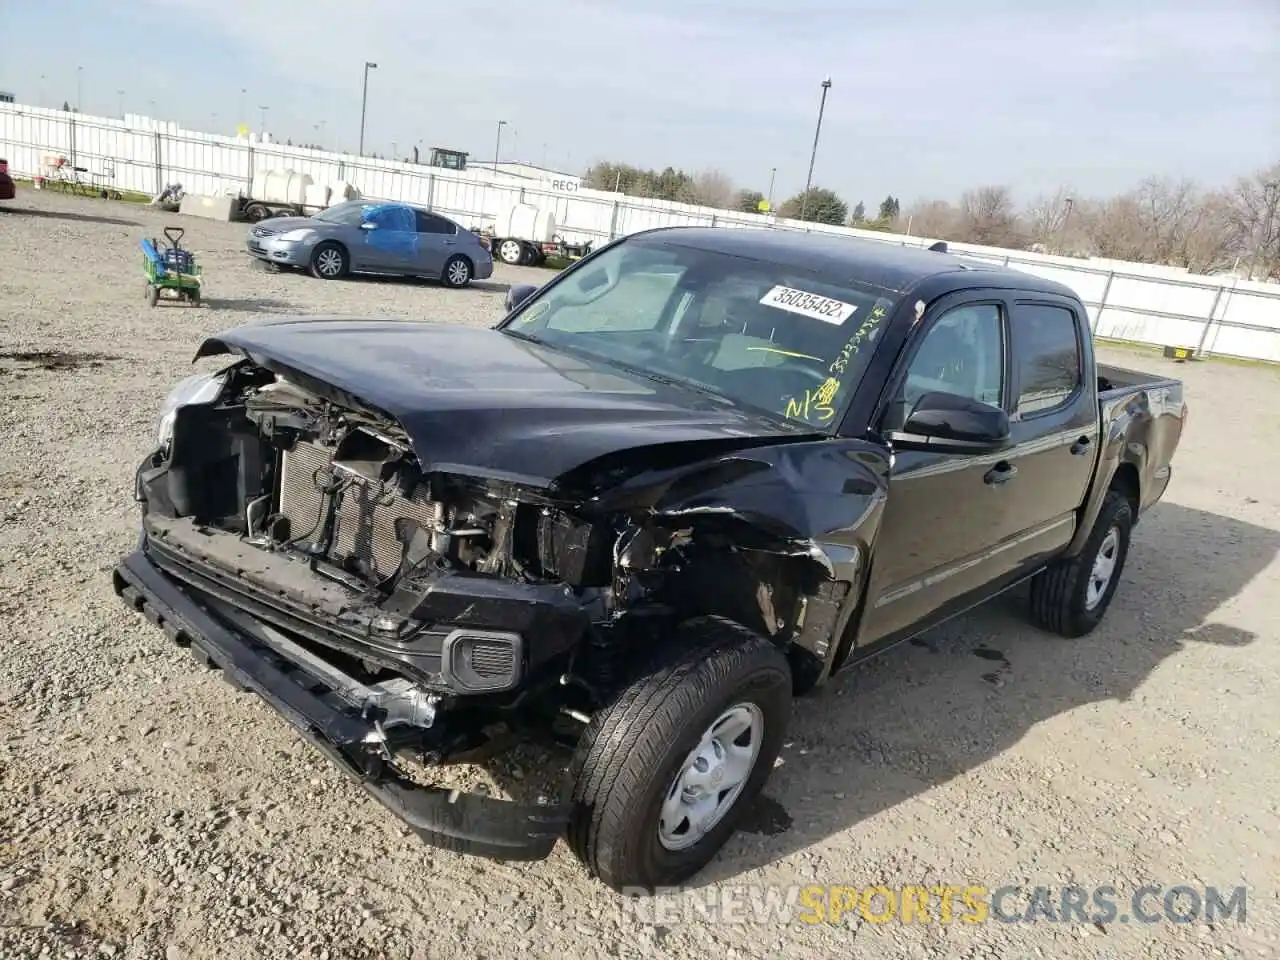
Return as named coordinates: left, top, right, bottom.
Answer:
left=147, top=284, right=160, bottom=308
left=189, top=287, right=201, bottom=307
left=1029, top=490, right=1133, bottom=638
left=310, top=242, right=348, bottom=280
left=243, top=202, right=269, bottom=223
left=567, top=616, right=792, bottom=892
left=518, top=243, right=539, bottom=266
left=497, top=238, right=524, bottom=265
left=442, top=255, right=473, bottom=288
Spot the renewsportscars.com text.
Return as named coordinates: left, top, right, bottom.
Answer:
left=618, top=884, right=1249, bottom=927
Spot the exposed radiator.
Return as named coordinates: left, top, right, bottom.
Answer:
left=278, top=439, right=441, bottom=579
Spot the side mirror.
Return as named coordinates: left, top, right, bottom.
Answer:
left=359, top=221, right=377, bottom=231
left=505, top=283, right=539, bottom=312
left=893, top=391, right=1010, bottom=453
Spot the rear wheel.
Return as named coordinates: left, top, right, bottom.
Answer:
left=310, top=242, right=348, bottom=280
left=1029, top=490, right=1133, bottom=637
left=567, top=617, right=792, bottom=891
left=147, top=284, right=160, bottom=307
left=442, top=255, right=473, bottom=288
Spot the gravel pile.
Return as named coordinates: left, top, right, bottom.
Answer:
left=1, top=189, right=1278, bottom=959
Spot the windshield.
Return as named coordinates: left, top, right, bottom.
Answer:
left=311, top=201, right=368, bottom=225
left=502, top=236, right=898, bottom=429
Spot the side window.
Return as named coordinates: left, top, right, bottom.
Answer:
left=415, top=211, right=457, bottom=235
left=364, top=204, right=415, bottom=231
left=883, top=304, right=1004, bottom=430
left=1013, top=304, right=1081, bottom=416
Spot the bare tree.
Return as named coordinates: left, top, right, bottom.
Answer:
left=902, top=198, right=960, bottom=241
left=958, top=185, right=1026, bottom=248
left=1024, top=187, right=1086, bottom=254
left=690, top=169, right=735, bottom=209
left=1224, top=163, right=1280, bottom=279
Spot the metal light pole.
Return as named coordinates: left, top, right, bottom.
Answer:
left=258, top=105, right=269, bottom=137
left=76, top=66, right=83, bottom=112
left=767, top=167, right=777, bottom=211
left=800, top=77, right=832, bottom=222
left=239, top=88, right=246, bottom=124
left=494, top=120, right=507, bottom=172
left=359, top=61, right=377, bottom=156
left=117, top=89, right=125, bottom=119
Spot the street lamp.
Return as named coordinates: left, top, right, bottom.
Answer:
left=258, top=105, right=269, bottom=137
left=117, top=89, right=125, bottom=119
left=767, top=167, right=777, bottom=211
left=800, top=77, right=832, bottom=222
left=359, top=61, right=377, bottom=156
left=239, top=88, right=246, bottom=124
left=76, top=66, right=83, bottom=112
left=494, top=120, right=507, bottom=172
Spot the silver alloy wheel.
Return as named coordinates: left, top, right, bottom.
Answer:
left=315, top=247, right=344, bottom=277
left=658, top=702, right=764, bottom=852
left=1085, top=526, right=1120, bottom=610
left=446, top=258, right=470, bottom=286
left=499, top=239, right=523, bottom=264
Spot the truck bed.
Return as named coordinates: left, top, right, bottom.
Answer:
left=1097, top=362, right=1181, bottom=397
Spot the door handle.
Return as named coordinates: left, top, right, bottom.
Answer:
left=1070, top=436, right=1092, bottom=455
left=443, top=239, right=457, bottom=246
left=984, top=462, right=1018, bottom=485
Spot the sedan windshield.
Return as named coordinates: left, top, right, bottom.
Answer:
left=311, top=201, right=367, bottom=225
left=502, top=236, right=899, bottom=429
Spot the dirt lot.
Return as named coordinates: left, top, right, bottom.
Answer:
left=1, top=188, right=1278, bottom=960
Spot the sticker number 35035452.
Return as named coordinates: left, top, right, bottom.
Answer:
left=759, top=285, right=858, bottom=325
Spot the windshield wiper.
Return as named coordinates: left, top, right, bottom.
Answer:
left=502, top=327, right=546, bottom=347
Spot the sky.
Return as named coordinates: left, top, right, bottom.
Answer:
left=2, top=0, right=1276, bottom=207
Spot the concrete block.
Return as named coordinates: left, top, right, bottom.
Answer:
left=178, top=194, right=236, bottom=221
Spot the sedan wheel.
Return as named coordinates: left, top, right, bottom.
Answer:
left=310, top=243, right=347, bottom=280
left=443, top=255, right=472, bottom=288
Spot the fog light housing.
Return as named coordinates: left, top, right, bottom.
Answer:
left=441, top=629, right=523, bottom=693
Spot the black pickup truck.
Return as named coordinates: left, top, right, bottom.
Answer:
left=114, top=227, right=1186, bottom=892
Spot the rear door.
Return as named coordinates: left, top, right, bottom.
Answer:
left=1000, top=297, right=1098, bottom=567
left=412, top=210, right=460, bottom=277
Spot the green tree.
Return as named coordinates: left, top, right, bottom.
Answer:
left=878, top=195, right=901, bottom=221
left=850, top=200, right=866, bottom=223
left=736, top=189, right=766, bottom=213
left=778, top=187, right=849, bottom=225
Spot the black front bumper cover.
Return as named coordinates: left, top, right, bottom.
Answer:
left=112, top=547, right=572, bottom=861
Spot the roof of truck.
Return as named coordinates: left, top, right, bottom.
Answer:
left=631, top=226, right=1080, bottom=299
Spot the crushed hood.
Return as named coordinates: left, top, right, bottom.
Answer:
left=197, top=318, right=818, bottom=489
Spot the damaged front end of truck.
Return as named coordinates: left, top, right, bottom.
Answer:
left=113, top=322, right=890, bottom=861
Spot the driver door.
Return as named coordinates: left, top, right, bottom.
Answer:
left=357, top=203, right=418, bottom=272
left=857, top=295, right=1017, bottom=647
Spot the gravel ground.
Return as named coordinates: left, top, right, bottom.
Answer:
left=1, top=188, right=1278, bottom=960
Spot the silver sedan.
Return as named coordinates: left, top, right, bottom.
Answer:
left=245, top=201, right=494, bottom=287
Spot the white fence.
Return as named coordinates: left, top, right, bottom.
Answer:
left=3, top=102, right=1278, bottom=363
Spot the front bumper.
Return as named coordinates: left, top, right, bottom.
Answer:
left=111, top=547, right=573, bottom=861
left=245, top=235, right=311, bottom=267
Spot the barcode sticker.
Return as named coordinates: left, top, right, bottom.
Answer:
left=759, top=285, right=857, bottom=325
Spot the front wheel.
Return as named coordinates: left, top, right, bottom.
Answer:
left=1028, top=489, right=1133, bottom=637
left=497, top=239, right=524, bottom=265
left=441, top=255, right=473, bottom=288
left=567, top=617, right=792, bottom=892
left=310, top=242, right=348, bottom=280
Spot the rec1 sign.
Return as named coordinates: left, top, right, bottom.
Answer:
left=546, top=179, right=581, bottom=193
